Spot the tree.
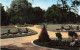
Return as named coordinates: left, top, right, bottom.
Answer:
left=57, top=0, right=80, bottom=14
left=44, top=5, right=63, bottom=23
left=32, top=0, right=80, bottom=23
left=77, top=15, right=80, bottom=23
left=58, top=0, right=80, bottom=23
left=37, top=24, right=51, bottom=42
left=33, top=7, right=45, bottom=23
left=6, top=0, right=45, bottom=24
left=1, top=3, right=9, bottom=25
left=66, top=11, right=77, bottom=23
left=55, top=32, right=62, bottom=41
left=7, top=0, right=32, bottom=24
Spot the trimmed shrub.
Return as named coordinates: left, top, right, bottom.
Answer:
left=37, top=25, right=51, bottom=42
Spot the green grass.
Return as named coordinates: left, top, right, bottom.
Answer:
left=1, top=27, right=37, bottom=39
left=33, top=40, right=80, bottom=50
left=1, top=27, right=34, bottom=33
left=1, top=33, right=37, bottom=39
left=37, top=24, right=78, bottom=32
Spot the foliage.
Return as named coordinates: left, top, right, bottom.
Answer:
left=1, top=33, right=37, bottom=39
left=44, top=4, right=78, bottom=23
left=37, top=25, right=51, bottom=42
left=69, top=25, right=73, bottom=30
left=68, top=31, right=78, bottom=39
left=34, top=40, right=80, bottom=49
left=76, top=26, right=79, bottom=30
left=8, top=29, right=10, bottom=33
left=33, top=7, right=45, bottom=23
left=26, top=28, right=28, bottom=33
left=57, top=0, right=80, bottom=14
left=1, top=0, right=80, bottom=25
left=55, top=32, right=62, bottom=41
left=1, top=28, right=37, bottom=39
left=6, top=0, right=45, bottom=24
left=6, top=0, right=32, bottom=24
left=61, top=26, right=64, bottom=30
left=0, top=3, right=9, bottom=25
left=44, top=5, right=62, bottom=23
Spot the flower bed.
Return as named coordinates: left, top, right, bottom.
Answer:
left=33, top=40, right=80, bottom=49
left=37, top=24, right=79, bottom=32
left=1, top=29, right=37, bottom=39
left=56, top=28, right=80, bottom=32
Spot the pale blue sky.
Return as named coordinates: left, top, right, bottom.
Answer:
left=0, top=0, right=80, bottom=15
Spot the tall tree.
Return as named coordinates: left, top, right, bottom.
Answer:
left=33, top=7, right=45, bottom=23
left=1, top=3, right=9, bottom=25
left=57, top=0, right=80, bottom=13
left=7, top=0, right=32, bottom=24
left=44, top=5, right=64, bottom=23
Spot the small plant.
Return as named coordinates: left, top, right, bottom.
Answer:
left=76, top=26, right=79, bottom=30
left=17, top=28, right=21, bottom=32
left=55, top=32, right=62, bottom=41
left=68, top=31, right=78, bottom=40
left=24, top=23, right=27, bottom=26
left=17, top=28, right=22, bottom=34
left=26, top=28, right=28, bottom=33
left=61, top=26, right=64, bottom=30
left=8, top=29, right=10, bottom=33
left=69, top=25, right=73, bottom=30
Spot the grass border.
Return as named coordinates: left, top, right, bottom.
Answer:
left=32, top=40, right=80, bottom=50
left=37, top=25, right=80, bottom=32
left=1, top=29, right=38, bottom=39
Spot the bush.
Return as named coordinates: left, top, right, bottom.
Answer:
left=68, top=31, right=78, bottom=38
left=37, top=25, right=51, bottom=42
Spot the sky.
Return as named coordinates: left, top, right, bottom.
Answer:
left=0, top=0, right=80, bottom=15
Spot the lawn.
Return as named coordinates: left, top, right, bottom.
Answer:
left=37, top=24, right=79, bottom=32
left=1, top=27, right=34, bottom=33
left=1, top=27, right=37, bottom=39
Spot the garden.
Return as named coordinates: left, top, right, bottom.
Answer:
left=33, top=25, right=80, bottom=50
left=0, top=26, right=37, bottom=39
left=37, top=24, right=80, bottom=32
left=1, top=0, right=80, bottom=50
